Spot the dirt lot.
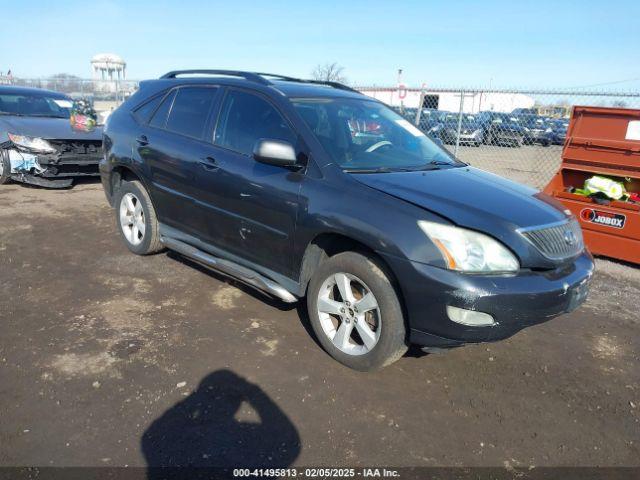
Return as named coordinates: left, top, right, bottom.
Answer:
left=451, top=144, right=562, bottom=189
left=0, top=179, right=639, bottom=470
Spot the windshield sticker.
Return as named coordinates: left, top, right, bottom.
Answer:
left=395, top=119, right=425, bottom=137
left=53, top=99, right=73, bottom=108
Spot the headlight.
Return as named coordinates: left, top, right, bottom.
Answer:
left=8, top=133, right=56, bottom=154
left=545, top=127, right=553, bottom=133
left=418, top=220, right=519, bottom=273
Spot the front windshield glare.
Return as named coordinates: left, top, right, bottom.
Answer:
left=0, top=93, right=72, bottom=118
left=292, top=98, right=462, bottom=172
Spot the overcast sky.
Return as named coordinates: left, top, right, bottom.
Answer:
left=2, top=0, right=639, bottom=89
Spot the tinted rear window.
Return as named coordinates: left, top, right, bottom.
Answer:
left=165, top=87, right=217, bottom=139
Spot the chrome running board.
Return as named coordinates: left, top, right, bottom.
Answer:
left=160, top=236, right=298, bottom=303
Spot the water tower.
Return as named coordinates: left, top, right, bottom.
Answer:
left=91, top=53, right=126, bottom=92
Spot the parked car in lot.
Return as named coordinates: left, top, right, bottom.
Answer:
left=0, top=86, right=102, bottom=188
left=390, top=107, right=448, bottom=141
left=438, top=113, right=484, bottom=146
left=101, top=70, right=593, bottom=370
left=548, top=118, right=569, bottom=145
left=519, top=115, right=552, bottom=146
left=477, top=112, right=526, bottom=147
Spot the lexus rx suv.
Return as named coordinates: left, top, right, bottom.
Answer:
left=100, top=70, right=593, bottom=371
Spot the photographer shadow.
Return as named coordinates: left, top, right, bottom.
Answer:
left=142, top=369, right=300, bottom=477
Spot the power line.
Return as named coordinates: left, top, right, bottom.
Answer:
left=565, top=77, right=640, bottom=89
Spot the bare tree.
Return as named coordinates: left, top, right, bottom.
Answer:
left=48, top=73, right=83, bottom=94
left=612, top=100, right=628, bottom=108
left=311, top=62, right=347, bottom=84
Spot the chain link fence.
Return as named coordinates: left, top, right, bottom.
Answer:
left=361, top=87, right=640, bottom=189
left=3, top=76, right=639, bottom=189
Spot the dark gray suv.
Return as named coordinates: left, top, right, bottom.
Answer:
left=100, top=70, right=593, bottom=371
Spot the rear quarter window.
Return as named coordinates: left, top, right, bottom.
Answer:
left=133, top=94, right=165, bottom=124
left=149, top=90, right=176, bottom=129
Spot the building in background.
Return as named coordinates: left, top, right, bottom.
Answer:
left=358, top=86, right=535, bottom=114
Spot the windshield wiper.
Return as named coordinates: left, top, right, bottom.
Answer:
left=344, top=167, right=396, bottom=173
left=428, top=159, right=467, bottom=167
left=28, top=114, right=68, bottom=118
left=345, top=166, right=439, bottom=174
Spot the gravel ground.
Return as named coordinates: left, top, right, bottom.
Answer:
left=452, top=144, right=562, bottom=189
left=0, top=179, right=639, bottom=470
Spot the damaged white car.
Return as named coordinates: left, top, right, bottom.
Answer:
left=0, top=86, right=102, bottom=188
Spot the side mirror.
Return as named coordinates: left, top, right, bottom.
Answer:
left=253, top=139, right=298, bottom=168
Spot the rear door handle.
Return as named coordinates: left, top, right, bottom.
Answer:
left=136, top=135, right=149, bottom=146
left=199, top=156, right=219, bottom=171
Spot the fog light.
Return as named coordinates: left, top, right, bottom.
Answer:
left=447, top=306, right=495, bottom=326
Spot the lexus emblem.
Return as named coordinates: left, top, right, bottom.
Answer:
left=564, top=230, right=577, bottom=246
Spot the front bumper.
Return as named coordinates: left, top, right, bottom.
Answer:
left=382, top=251, right=594, bottom=348
left=457, top=133, right=481, bottom=143
left=495, top=134, right=523, bottom=144
left=3, top=145, right=100, bottom=188
left=526, top=131, right=551, bottom=143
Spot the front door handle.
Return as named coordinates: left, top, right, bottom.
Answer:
left=198, top=156, right=219, bottom=171
left=136, top=135, right=149, bottom=146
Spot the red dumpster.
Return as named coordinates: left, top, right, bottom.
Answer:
left=543, top=106, right=640, bottom=264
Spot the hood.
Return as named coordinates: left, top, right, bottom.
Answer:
left=350, top=166, right=567, bottom=232
left=0, top=116, right=102, bottom=141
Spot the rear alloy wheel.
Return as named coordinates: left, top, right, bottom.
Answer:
left=120, top=192, right=146, bottom=246
left=0, top=150, right=11, bottom=185
left=115, top=180, right=163, bottom=255
left=307, top=252, right=408, bottom=371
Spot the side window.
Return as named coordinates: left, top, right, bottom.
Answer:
left=215, top=90, right=296, bottom=156
left=165, top=87, right=218, bottom=139
left=133, top=94, right=164, bottom=124
left=149, top=90, right=176, bottom=129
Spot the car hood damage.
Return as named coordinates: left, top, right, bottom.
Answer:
left=0, top=116, right=102, bottom=141
left=351, top=166, right=572, bottom=268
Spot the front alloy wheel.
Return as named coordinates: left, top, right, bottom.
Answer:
left=317, top=272, right=381, bottom=355
left=307, top=251, right=408, bottom=371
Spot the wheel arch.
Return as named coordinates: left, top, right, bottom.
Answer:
left=109, top=164, right=153, bottom=205
left=298, top=232, right=408, bottom=320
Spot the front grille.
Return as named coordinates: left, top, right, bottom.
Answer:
left=47, top=140, right=102, bottom=160
left=519, top=219, right=584, bottom=260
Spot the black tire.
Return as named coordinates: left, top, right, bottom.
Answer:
left=114, top=180, right=163, bottom=255
left=307, top=252, right=408, bottom=371
left=0, top=149, right=11, bottom=185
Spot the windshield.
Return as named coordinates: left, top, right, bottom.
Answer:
left=0, top=92, right=73, bottom=118
left=292, top=98, right=462, bottom=172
